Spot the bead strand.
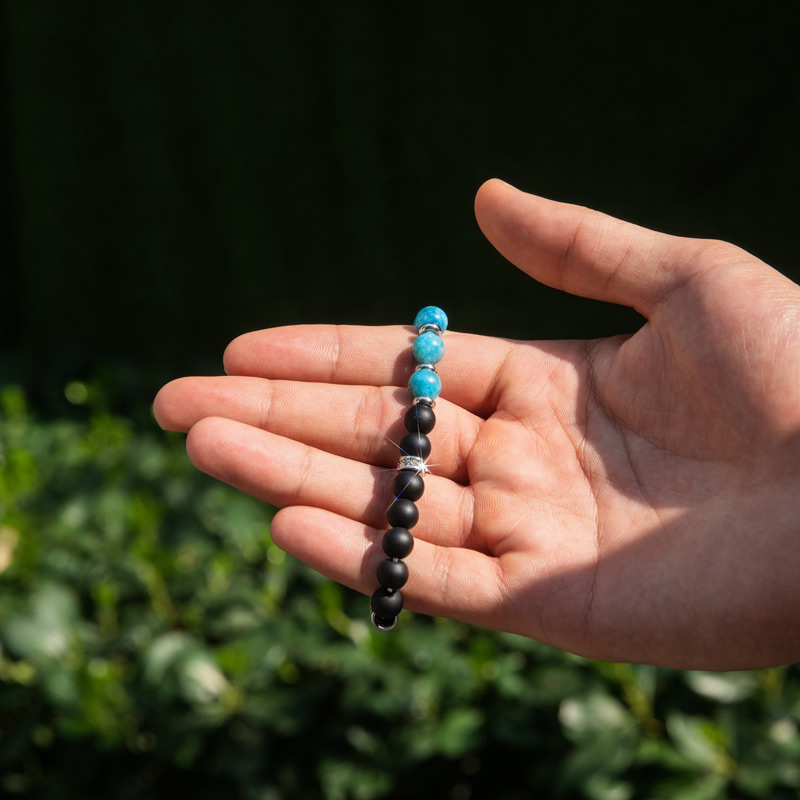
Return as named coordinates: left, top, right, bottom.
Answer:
left=371, top=306, right=448, bottom=631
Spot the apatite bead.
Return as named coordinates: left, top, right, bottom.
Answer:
left=408, top=368, right=442, bottom=399
left=414, top=306, right=448, bottom=333
left=412, top=330, right=445, bottom=364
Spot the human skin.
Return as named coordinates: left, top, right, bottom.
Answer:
left=154, top=179, right=800, bottom=670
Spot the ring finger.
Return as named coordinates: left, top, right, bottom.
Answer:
left=185, top=416, right=482, bottom=550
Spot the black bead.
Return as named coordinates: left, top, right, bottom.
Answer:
left=382, top=527, right=414, bottom=559
left=404, top=404, right=436, bottom=434
left=371, top=587, right=403, bottom=617
left=386, top=498, right=419, bottom=529
left=394, top=471, right=425, bottom=501
left=377, top=558, right=409, bottom=589
left=399, top=431, right=431, bottom=459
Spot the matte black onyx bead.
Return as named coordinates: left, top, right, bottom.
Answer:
left=386, top=498, right=419, bottom=529
left=377, top=558, right=409, bottom=589
left=382, top=527, right=414, bottom=559
left=404, top=403, right=436, bottom=434
left=394, top=471, right=424, bottom=501
left=399, top=431, right=431, bottom=459
left=371, top=587, right=403, bottom=617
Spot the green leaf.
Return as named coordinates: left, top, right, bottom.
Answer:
left=685, top=671, right=758, bottom=703
left=1, top=583, right=78, bottom=664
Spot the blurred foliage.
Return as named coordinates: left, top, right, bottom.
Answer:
left=2, top=384, right=800, bottom=799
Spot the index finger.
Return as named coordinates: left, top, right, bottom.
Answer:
left=223, top=324, right=519, bottom=417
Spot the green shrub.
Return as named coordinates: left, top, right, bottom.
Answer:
left=2, top=384, right=800, bottom=799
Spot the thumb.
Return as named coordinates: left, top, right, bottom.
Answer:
left=475, top=179, right=685, bottom=316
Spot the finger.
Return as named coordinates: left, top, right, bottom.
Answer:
left=271, top=505, right=510, bottom=629
left=474, top=179, right=686, bottom=316
left=155, top=376, right=480, bottom=483
left=185, top=417, right=481, bottom=550
left=222, top=324, right=519, bottom=416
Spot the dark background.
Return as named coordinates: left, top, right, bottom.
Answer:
left=3, top=2, right=798, bottom=411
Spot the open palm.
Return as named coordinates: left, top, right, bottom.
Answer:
left=155, top=180, right=800, bottom=669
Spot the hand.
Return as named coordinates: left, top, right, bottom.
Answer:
left=154, top=180, right=800, bottom=669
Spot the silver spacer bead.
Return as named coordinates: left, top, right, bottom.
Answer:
left=418, top=323, right=442, bottom=336
left=414, top=363, right=437, bottom=373
left=371, top=611, right=398, bottom=631
left=397, top=455, right=429, bottom=474
left=413, top=396, right=435, bottom=407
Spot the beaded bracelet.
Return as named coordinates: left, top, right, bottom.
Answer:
left=370, top=306, right=448, bottom=631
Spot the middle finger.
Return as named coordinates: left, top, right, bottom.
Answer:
left=155, top=375, right=480, bottom=484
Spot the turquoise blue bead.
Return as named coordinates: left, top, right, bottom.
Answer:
left=408, top=369, right=442, bottom=399
left=414, top=306, right=448, bottom=333
left=412, top=331, right=445, bottom=364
